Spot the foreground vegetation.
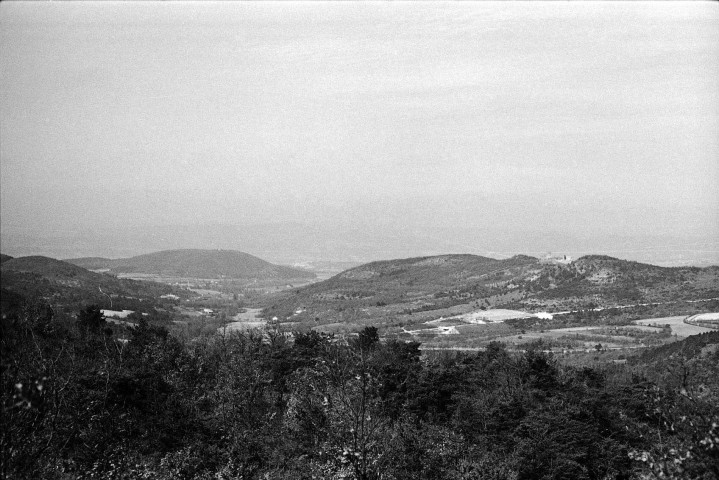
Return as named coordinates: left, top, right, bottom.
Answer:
left=2, top=300, right=718, bottom=480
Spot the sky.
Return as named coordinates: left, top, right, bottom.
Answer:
left=1, top=2, right=718, bottom=263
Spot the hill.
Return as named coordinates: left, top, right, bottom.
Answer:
left=264, top=254, right=719, bottom=329
left=0, top=253, right=13, bottom=264
left=1, top=256, right=193, bottom=309
left=312, top=253, right=533, bottom=293
left=65, top=257, right=114, bottom=270
left=637, top=330, right=719, bottom=364
left=66, top=249, right=316, bottom=280
left=3, top=255, right=98, bottom=278
left=264, top=254, right=539, bottom=323
left=516, top=255, right=719, bottom=309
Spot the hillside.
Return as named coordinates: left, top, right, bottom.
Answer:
left=264, top=254, right=540, bottom=323
left=66, top=249, right=316, bottom=280
left=1, top=256, right=192, bottom=308
left=65, top=257, right=114, bottom=270
left=309, top=253, right=534, bottom=294
left=0, top=253, right=13, bottom=264
left=264, top=254, right=719, bottom=328
left=515, top=255, right=719, bottom=310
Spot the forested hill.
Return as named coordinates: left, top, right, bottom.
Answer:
left=0, top=253, right=13, bottom=264
left=265, top=253, right=719, bottom=322
left=0, top=255, right=192, bottom=307
left=316, top=253, right=535, bottom=293
left=66, top=249, right=315, bottom=280
left=526, top=255, right=719, bottom=306
left=265, top=254, right=539, bottom=321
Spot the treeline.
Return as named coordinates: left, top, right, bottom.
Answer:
left=2, top=302, right=718, bottom=479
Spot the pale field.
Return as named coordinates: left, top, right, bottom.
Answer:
left=448, top=308, right=534, bottom=324
left=101, top=309, right=135, bottom=318
left=221, top=308, right=266, bottom=332
left=634, top=316, right=715, bottom=337
left=426, top=314, right=715, bottom=350
left=404, top=325, right=459, bottom=335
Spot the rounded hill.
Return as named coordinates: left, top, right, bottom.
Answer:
left=94, top=249, right=316, bottom=280
left=1, top=255, right=93, bottom=278
left=1, top=255, right=190, bottom=306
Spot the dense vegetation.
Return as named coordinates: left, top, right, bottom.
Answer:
left=0, top=256, right=193, bottom=310
left=2, top=298, right=717, bottom=479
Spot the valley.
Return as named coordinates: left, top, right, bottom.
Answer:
left=3, top=247, right=718, bottom=479
left=4, top=249, right=717, bottom=355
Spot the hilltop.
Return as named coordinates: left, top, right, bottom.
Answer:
left=64, top=256, right=114, bottom=270
left=3, top=255, right=95, bottom=278
left=66, top=249, right=316, bottom=280
left=1, top=255, right=192, bottom=308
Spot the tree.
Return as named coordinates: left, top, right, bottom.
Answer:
left=76, top=304, right=106, bottom=333
left=352, top=326, right=379, bottom=353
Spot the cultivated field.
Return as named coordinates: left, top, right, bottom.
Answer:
left=221, top=307, right=266, bottom=332
left=634, top=315, right=716, bottom=337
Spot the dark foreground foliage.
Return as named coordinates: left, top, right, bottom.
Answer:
left=2, top=301, right=718, bottom=479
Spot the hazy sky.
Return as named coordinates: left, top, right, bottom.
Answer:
left=1, top=2, right=718, bottom=257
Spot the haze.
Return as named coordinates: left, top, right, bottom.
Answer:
left=1, top=2, right=718, bottom=266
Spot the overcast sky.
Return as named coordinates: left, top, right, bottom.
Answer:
left=1, top=2, right=718, bottom=259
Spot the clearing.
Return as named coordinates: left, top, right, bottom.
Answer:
left=633, top=316, right=715, bottom=337
left=221, top=307, right=266, bottom=332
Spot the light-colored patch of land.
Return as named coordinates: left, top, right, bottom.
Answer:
left=634, top=316, right=715, bottom=337
left=685, top=312, right=719, bottom=331
left=221, top=308, right=265, bottom=332
left=545, top=326, right=603, bottom=333
left=448, top=308, right=533, bottom=324
left=404, top=325, right=459, bottom=336
left=176, top=307, right=205, bottom=317
left=116, top=273, right=159, bottom=279
left=425, top=317, right=467, bottom=327
left=102, top=309, right=135, bottom=318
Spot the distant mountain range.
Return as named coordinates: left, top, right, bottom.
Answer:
left=4, top=222, right=716, bottom=267
left=65, top=249, right=316, bottom=280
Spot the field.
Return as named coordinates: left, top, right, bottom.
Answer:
left=634, top=315, right=716, bottom=337
left=295, top=304, right=719, bottom=353
left=221, top=307, right=266, bottom=332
